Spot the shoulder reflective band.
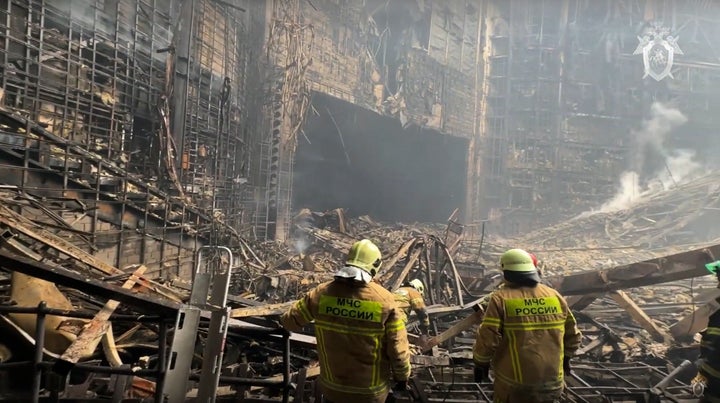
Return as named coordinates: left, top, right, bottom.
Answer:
left=319, top=295, right=383, bottom=323
left=505, top=296, right=562, bottom=317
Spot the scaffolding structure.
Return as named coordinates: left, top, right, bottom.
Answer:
left=0, top=0, right=259, bottom=275
left=481, top=0, right=642, bottom=234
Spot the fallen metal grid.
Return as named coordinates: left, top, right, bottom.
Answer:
left=399, top=361, right=696, bottom=403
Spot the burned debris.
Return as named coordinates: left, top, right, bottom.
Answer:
left=0, top=199, right=708, bottom=401
left=1, top=0, right=720, bottom=401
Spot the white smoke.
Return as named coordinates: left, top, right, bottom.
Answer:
left=598, top=171, right=640, bottom=212
left=293, top=237, right=310, bottom=254
left=635, top=103, right=687, bottom=151
left=597, top=102, right=701, bottom=213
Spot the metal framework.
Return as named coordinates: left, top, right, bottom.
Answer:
left=402, top=361, right=695, bottom=403
left=0, top=0, right=260, bottom=276
left=480, top=0, right=636, bottom=234
left=0, top=248, right=293, bottom=402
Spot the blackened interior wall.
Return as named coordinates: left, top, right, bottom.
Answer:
left=293, top=94, right=467, bottom=222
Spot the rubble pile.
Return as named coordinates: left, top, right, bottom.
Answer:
left=0, top=195, right=707, bottom=400
left=516, top=171, right=720, bottom=274
left=231, top=208, right=450, bottom=303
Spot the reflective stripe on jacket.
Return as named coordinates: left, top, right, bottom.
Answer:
left=393, top=287, right=430, bottom=327
left=473, top=282, right=582, bottom=391
left=281, top=279, right=411, bottom=402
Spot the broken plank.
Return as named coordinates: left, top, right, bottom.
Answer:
left=56, top=265, right=147, bottom=371
left=225, top=317, right=317, bottom=347
left=378, top=239, right=415, bottom=280
left=420, top=307, right=484, bottom=353
left=669, top=289, right=720, bottom=340
left=335, top=208, right=347, bottom=234
left=0, top=207, right=118, bottom=275
left=230, top=301, right=295, bottom=318
left=101, top=322, right=123, bottom=367
left=388, top=247, right=423, bottom=292
left=609, top=290, right=669, bottom=343
left=547, top=245, right=720, bottom=295
left=0, top=206, right=182, bottom=302
left=0, top=250, right=180, bottom=315
left=575, top=335, right=607, bottom=356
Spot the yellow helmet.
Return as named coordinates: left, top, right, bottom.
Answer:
left=500, top=249, right=536, bottom=273
left=409, top=279, right=425, bottom=295
left=346, top=239, right=382, bottom=276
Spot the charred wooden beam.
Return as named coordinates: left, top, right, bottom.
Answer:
left=389, top=247, right=423, bottom=292
left=419, top=305, right=484, bottom=353
left=55, top=266, right=147, bottom=374
left=609, top=290, right=670, bottom=343
left=575, top=335, right=607, bottom=356
left=226, top=317, right=317, bottom=347
left=444, top=208, right=464, bottom=255
left=547, top=245, right=720, bottom=295
left=379, top=239, right=415, bottom=279
left=230, top=301, right=294, bottom=318
left=0, top=205, right=182, bottom=301
left=0, top=250, right=180, bottom=316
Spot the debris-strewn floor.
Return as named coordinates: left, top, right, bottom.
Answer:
left=0, top=186, right=712, bottom=400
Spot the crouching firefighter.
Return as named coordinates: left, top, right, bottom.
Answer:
left=394, top=279, right=431, bottom=335
left=473, top=248, right=582, bottom=403
left=280, top=239, right=411, bottom=403
left=691, top=260, right=720, bottom=402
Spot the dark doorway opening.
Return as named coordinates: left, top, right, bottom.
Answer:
left=293, top=93, right=468, bottom=223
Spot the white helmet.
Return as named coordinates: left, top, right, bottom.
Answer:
left=409, top=279, right=425, bottom=295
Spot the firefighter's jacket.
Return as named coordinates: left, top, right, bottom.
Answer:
left=281, top=279, right=411, bottom=403
left=473, top=282, right=582, bottom=392
left=393, top=287, right=430, bottom=328
left=699, top=298, right=720, bottom=401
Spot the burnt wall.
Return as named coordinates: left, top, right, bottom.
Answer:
left=0, top=0, right=258, bottom=275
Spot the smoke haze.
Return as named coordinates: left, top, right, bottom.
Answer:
left=597, top=102, right=702, bottom=213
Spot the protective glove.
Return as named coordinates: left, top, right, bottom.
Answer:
left=563, top=357, right=572, bottom=373
left=691, top=372, right=707, bottom=397
left=474, top=364, right=490, bottom=383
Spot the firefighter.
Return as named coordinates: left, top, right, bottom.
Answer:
left=473, top=248, right=582, bottom=403
left=280, top=239, right=411, bottom=403
left=691, top=260, right=720, bottom=402
left=394, top=279, right=431, bottom=335
left=479, top=252, right=539, bottom=312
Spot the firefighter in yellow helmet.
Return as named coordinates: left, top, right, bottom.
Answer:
left=473, top=248, right=582, bottom=403
left=394, top=278, right=431, bottom=335
left=281, top=239, right=411, bottom=403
